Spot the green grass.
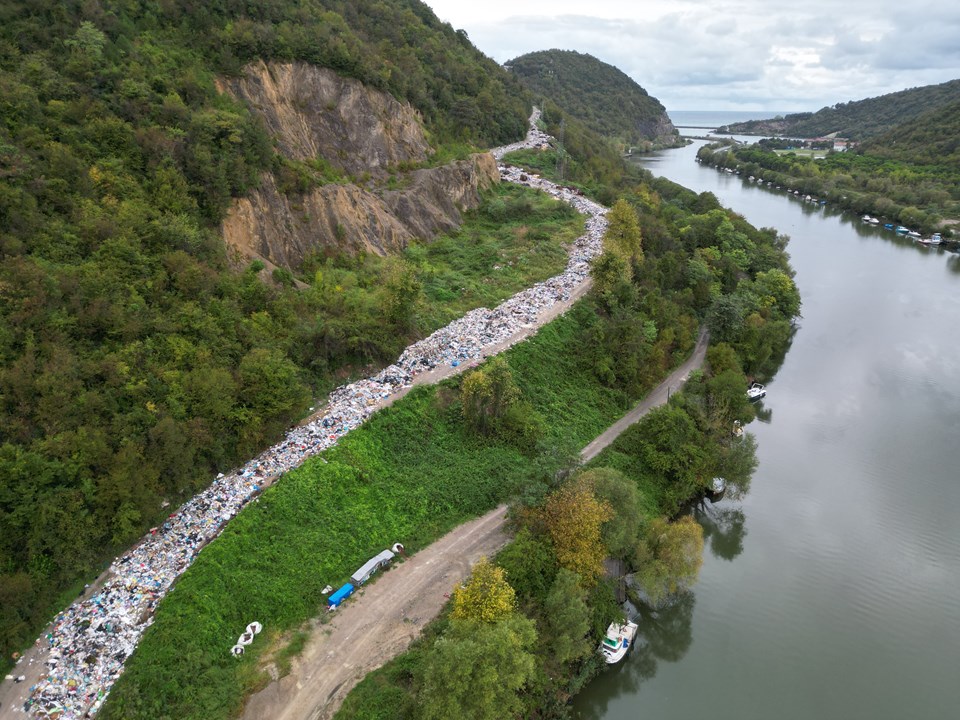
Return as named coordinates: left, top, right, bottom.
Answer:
left=101, top=301, right=661, bottom=720
left=409, top=183, right=583, bottom=329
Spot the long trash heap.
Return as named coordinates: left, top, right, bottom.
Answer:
left=20, top=109, right=608, bottom=718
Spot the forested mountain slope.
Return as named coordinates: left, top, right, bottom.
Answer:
left=0, top=0, right=532, bottom=665
left=717, top=78, right=960, bottom=140
left=858, top=99, right=960, bottom=168
left=506, top=49, right=680, bottom=149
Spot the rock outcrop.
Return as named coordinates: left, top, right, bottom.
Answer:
left=222, top=154, right=498, bottom=269
left=218, top=61, right=430, bottom=177
left=219, top=61, right=499, bottom=270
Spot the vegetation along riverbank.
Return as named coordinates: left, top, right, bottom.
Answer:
left=99, top=137, right=798, bottom=718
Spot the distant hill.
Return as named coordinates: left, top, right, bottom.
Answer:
left=506, top=49, right=680, bottom=148
left=858, top=99, right=960, bottom=169
left=718, top=79, right=960, bottom=140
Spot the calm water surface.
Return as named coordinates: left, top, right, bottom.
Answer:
left=574, top=140, right=960, bottom=719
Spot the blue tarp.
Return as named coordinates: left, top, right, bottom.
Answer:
left=327, top=582, right=355, bottom=608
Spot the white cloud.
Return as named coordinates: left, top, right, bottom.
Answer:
left=424, top=0, right=960, bottom=111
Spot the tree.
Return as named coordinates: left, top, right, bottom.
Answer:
left=629, top=404, right=711, bottom=512
left=543, top=569, right=592, bottom=665
left=380, top=256, right=422, bottom=331
left=495, top=529, right=558, bottom=607
left=633, top=516, right=704, bottom=605
left=451, top=557, right=516, bottom=623
left=578, top=467, right=644, bottom=559
left=418, top=614, right=537, bottom=720
left=539, top=476, right=613, bottom=585
left=460, top=357, right=520, bottom=436
left=603, top=199, right=643, bottom=264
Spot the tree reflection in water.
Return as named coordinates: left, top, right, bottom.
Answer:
left=574, top=591, right=696, bottom=720
left=695, top=502, right=747, bottom=562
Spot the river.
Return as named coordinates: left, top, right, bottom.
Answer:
left=573, top=139, right=960, bottom=718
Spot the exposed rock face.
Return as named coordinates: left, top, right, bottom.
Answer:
left=222, top=154, right=498, bottom=269
left=219, top=61, right=500, bottom=270
left=637, top=113, right=682, bottom=148
left=219, top=60, right=430, bottom=177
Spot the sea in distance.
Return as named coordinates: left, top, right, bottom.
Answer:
left=667, top=109, right=797, bottom=130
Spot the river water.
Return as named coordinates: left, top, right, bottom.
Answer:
left=574, top=140, right=960, bottom=718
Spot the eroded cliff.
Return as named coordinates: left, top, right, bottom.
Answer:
left=219, top=62, right=499, bottom=270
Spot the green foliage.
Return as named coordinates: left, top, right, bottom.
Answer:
left=460, top=357, right=522, bottom=435
left=507, top=50, right=679, bottom=149
left=451, top=557, right=516, bottom=624
left=603, top=198, right=644, bottom=264
left=699, top=143, right=959, bottom=232
left=632, top=516, right=704, bottom=605
left=580, top=467, right=646, bottom=558
left=542, top=569, right=593, bottom=665
left=417, top=614, right=537, bottom=720
left=539, top=476, right=613, bottom=586
left=495, top=529, right=558, bottom=609
left=717, top=78, right=960, bottom=141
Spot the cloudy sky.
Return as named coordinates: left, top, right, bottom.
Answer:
left=423, top=0, right=960, bottom=112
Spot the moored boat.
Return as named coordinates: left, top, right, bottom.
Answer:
left=747, top=382, right=766, bottom=401
left=599, top=621, right=639, bottom=664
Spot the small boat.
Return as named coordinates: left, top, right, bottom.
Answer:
left=861, top=215, right=873, bottom=223
left=884, top=223, right=894, bottom=230
left=895, top=226, right=909, bottom=234
left=930, top=233, right=942, bottom=245
left=599, top=621, right=639, bottom=664
left=706, top=476, right=727, bottom=501
left=746, top=382, right=766, bottom=401
left=907, top=230, right=921, bottom=239
left=869, top=217, right=880, bottom=225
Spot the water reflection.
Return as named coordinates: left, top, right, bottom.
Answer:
left=695, top=503, right=747, bottom=561
left=575, top=592, right=697, bottom=720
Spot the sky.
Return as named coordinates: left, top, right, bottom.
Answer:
left=422, top=0, right=960, bottom=113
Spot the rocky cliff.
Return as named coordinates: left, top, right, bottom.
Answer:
left=222, top=154, right=497, bottom=268
left=219, top=62, right=498, bottom=269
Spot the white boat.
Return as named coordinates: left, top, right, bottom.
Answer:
left=599, top=621, right=639, bottom=664
left=907, top=230, right=921, bottom=239
left=895, top=226, right=909, bottom=234
left=706, top=476, right=727, bottom=501
left=746, top=382, right=766, bottom=401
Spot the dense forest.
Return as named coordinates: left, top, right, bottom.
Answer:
left=506, top=49, right=680, bottom=149
left=859, top=99, right=960, bottom=168
left=697, top=142, right=960, bottom=232
left=717, top=78, right=960, bottom=140
left=0, top=0, right=538, bottom=665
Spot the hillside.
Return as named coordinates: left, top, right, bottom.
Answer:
left=717, top=78, right=960, bottom=140
left=506, top=49, right=680, bottom=149
left=858, top=99, right=960, bottom=169
left=0, top=0, right=537, bottom=667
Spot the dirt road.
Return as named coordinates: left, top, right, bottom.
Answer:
left=240, top=507, right=511, bottom=720
left=241, top=329, right=710, bottom=720
left=580, top=328, right=710, bottom=462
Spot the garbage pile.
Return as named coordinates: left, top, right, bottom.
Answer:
left=20, top=108, right=608, bottom=719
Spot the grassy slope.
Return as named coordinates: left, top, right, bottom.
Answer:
left=101, top=301, right=682, bottom=720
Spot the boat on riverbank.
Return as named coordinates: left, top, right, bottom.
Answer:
left=747, top=382, right=766, bottom=401
left=599, top=621, right=639, bottom=664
